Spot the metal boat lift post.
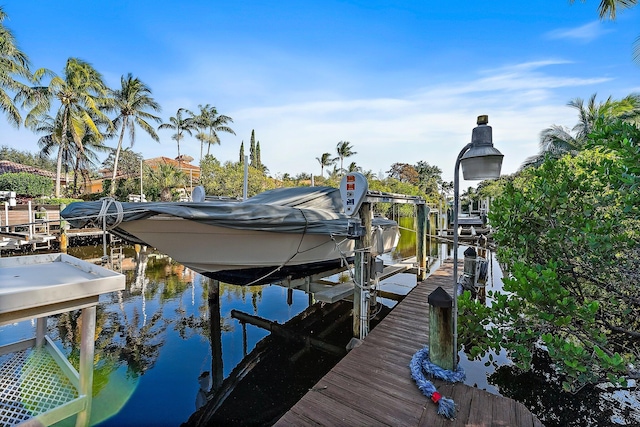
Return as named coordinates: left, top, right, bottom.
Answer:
left=347, top=180, right=428, bottom=339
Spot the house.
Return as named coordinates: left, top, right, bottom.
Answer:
left=82, top=156, right=201, bottom=196
left=144, top=156, right=201, bottom=182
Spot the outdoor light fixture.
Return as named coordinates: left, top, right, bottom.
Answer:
left=451, top=115, right=503, bottom=370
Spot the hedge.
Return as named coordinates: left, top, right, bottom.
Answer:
left=0, top=172, right=53, bottom=197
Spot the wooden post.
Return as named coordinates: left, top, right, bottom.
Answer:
left=28, top=201, right=33, bottom=238
left=208, top=279, right=223, bottom=392
left=416, top=203, right=427, bottom=281
left=353, top=202, right=372, bottom=339
left=428, top=286, right=454, bottom=370
left=76, top=305, right=96, bottom=427
left=463, top=247, right=478, bottom=288
left=427, top=208, right=432, bottom=262
left=59, top=204, right=68, bottom=253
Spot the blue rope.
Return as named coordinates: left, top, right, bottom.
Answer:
left=410, top=346, right=466, bottom=419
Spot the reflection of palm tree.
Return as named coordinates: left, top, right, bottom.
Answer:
left=110, top=309, right=168, bottom=376
left=54, top=307, right=119, bottom=396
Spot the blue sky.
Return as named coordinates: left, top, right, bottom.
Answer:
left=1, top=1, right=638, bottom=186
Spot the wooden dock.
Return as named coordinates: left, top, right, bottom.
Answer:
left=274, top=261, right=544, bottom=427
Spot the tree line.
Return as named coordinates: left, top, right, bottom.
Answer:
left=460, top=92, right=640, bottom=396
left=0, top=7, right=236, bottom=199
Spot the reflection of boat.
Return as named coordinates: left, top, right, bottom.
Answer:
left=61, top=187, right=400, bottom=285
left=184, top=299, right=392, bottom=426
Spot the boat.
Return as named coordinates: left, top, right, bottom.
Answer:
left=61, top=186, right=400, bottom=285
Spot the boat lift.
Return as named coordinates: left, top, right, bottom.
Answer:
left=276, top=173, right=431, bottom=340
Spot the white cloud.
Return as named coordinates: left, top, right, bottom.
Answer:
left=545, top=21, right=611, bottom=43
left=216, top=60, right=608, bottom=185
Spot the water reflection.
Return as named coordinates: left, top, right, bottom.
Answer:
left=4, top=216, right=634, bottom=427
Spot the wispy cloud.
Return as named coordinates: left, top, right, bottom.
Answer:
left=213, top=59, right=609, bottom=182
left=545, top=21, right=611, bottom=43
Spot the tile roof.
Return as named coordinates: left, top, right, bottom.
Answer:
left=145, top=157, right=201, bottom=178
left=0, top=160, right=57, bottom=179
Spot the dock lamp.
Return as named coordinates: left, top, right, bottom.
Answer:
left=452, top=115, right=503, bottom=370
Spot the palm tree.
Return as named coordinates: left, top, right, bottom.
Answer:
left=0, top=7, right=33, bottom=127
left=347, top=161, right=361, bottom=173
left=336, top=141, right=356, bottom=174
left=147, top=163, right=186, bottom=201
left=158, top=108, right=196, bottom=165
left=315, top=152, right=337, bottom=177
left=521, top=93, right=627, bottom=169
left=22, top=58, right=112, bottom=197
left=108, top=73, right=162, bottom=196
left=187, top=104, right=235, bottom=162
left=34, top=113, right=71, bottom=183
left=569, top=1, right=640, bottom=65
left=71, top=120, right=110, bottom=196
left=616, top=93, right=640, bottom=125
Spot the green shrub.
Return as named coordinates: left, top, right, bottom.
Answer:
left=0, top=173, right=53, bottom=197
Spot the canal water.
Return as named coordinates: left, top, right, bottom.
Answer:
left=1, top=218, right=638, bottom=426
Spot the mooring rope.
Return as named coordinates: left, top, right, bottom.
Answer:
left=410, top=345, right=466, bottom=419
left=97, top=198, right=124, bottom=230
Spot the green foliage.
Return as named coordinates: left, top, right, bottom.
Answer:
left=461, top=119, right=640, bottom=392
left=0, top=172, right=53, bottom=196
left=200, top=155, right=275, bottom=198
left=32, top=197, right=82, bottom=206
left=0, top=146, right=57, bottom=171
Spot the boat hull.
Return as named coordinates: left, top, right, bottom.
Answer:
left=118, top=215, right=399, bottom=283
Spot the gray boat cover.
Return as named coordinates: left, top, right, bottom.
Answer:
left=61, top=186, right=397, bottom=238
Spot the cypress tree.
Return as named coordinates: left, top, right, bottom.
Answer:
left=239, top=141, right=244, bottom=163
left=249, top=130, right=256, bottom=167
left=256, top=141, right=261, bottom=168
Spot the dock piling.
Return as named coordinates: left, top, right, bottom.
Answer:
left=416, top=204, right=430, bottom=281
left=428, top=286, right=454, bottom=371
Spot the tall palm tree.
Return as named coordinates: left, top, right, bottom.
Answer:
left=22, top=58, right=112, bottom=197
left=315, top=152, right=337, bottom=177
left=34, top=113, right=71, bottom=182
left=158, top=108, right=196, bottom=165
left=71, top=120, right=110, bottom=196
left=108, top=73, right=162, bottom=195
left=0, top=7, right=33, bottom=127
left=336, top=141, right=356, bottom=174
left=187, top=104, right=235, bottom=162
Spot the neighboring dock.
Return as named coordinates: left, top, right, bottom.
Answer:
left=274, top=261, right=544, bottom=427
left=0, top=203, right=106, bottom=253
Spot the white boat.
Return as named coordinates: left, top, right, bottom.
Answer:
left=62, top=187, right=400, bottom=285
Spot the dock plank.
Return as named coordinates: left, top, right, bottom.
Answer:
left=274, top=261, right=544, bottom=427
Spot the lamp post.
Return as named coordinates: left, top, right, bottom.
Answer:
left=452, top=115, right=503, bottom=370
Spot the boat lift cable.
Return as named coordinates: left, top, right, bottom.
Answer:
left=241, top=208, right=311, bottom=287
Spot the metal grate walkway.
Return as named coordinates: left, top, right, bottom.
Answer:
left=0, top=346, right=79, bottom=426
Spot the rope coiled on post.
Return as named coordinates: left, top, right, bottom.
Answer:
left=410, top=345, right=466, bottom=419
